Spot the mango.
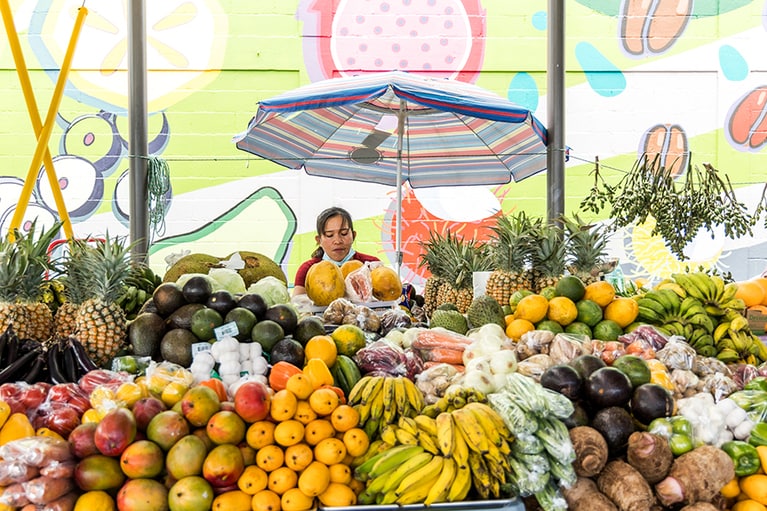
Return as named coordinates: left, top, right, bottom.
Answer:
left=75, top=454, right=126, bottom=491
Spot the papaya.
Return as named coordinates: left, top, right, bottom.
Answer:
left=305, top=261, right=345, bottom=306
left=370, top=266, right=402, bottom=301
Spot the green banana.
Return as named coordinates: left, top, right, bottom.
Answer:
left=689, top=272, right=716, bottom=302
left=719, top=282, right=739, bottom=305
left=672, top=273, right=707, bottom=302
left=710, top=274, right=725, bottom=303
left=377, top=451, right=433, bottom=495
left=362, top=444, right=425, bottom=481
left=657, top=288, right=682, bottom=315
left=638, top=305, right=663, bottom=324
left=637, top=297, right=667, bottom=318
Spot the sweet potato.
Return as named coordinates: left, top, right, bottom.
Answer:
left=626, top=431, right=673, bottom=484
left=44, top=491, right=78, bottom=511
left=562, top=476, right=617, bottom=511
left=23, top=475, right=74, bottom=505
left=597, top=460, right=656, bottom=511
left=569, top=426, right=609, bottom=477
left=655, top=444, right=735, bottom=507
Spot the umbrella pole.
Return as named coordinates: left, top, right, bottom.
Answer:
left=395, top=100, right=405, bottom=277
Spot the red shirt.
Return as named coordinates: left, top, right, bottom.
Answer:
left=294, top=252, right=380, bottom=287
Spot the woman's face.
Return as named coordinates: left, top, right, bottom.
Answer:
left=316, top=214, right=355, bottom=262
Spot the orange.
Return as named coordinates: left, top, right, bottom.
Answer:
left=736, top=280, right=766, bottom=308
left=547, top=296, right=578, bottom=326
left=284, top=442, right=314, bottom=472
left=273, top=420, right=305, bottom=447
left=604, top=297, right=640, bottom=328
left=267, top=466, right=298, bottom=495
left=342, top=427, right=370, bottom=457
left=255, top=444, right=285, bottom=472
left=246, top=421, right=276, bottom=449
left=251, top=489, right=281, bottom=511
left=293, top=400, right=318, bottom=425
left=309, top=387, right=340, bottom=416
left=304, top=419, right=336, bottom=446
left=285, top=374, right=314, bottom=401
left=270, top=390, right=298, bottom=422
left=583, top=280, right=616, bottom=308
left=314, top=437, right=347, bottom=465
left=281, top=487, right=315, bottom=511
left=305, top=335, right=338, bottom=367
left=505, top=318, right=535, bottom=341
left=329, top=404, right=360, bottom=433
left=328, top=463, right=352, bottom=484
left=514, top=294, right=549, bottom=323
left=237, top=465, right=268, bottom=495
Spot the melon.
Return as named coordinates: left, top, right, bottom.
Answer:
left=370, top=266, right=402, bottom=302
left=305, top=261, right=346, bottom=306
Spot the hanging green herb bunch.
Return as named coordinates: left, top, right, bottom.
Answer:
left=580, top=154, right=757, bottom=260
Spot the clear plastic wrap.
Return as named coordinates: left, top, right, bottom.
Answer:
left=618, top=324, right=669, bottom=351
left=322, top=297, right=356, bottom=324
left=379, top=307, right=413, bottom=335
left=670, top=369, right=700, bottom=398
left=45, top=383, right=91, bottom=416
left=344, top=263, right=373, bottom=302
left=77, top=369, right=131, bottom=395
left=0, top=437, right=73, bottom=468
left=111, top=355, right=151, bottom=376
left=697, top=372, right=739, bottom=402
left=589, top=340, right=626, bottom=365
left=548, top=333, right=591, bottom=365
left=353, top=339, right=407, bottom=376
left=692, top=355, right=731, bottom=378
left=0, top=382, right=51, bottom=415
left=655, top=337, right=696, bottom=370
left=23, top=476, right=74, bottom=506
left=28, top=401, right=83, bottom=438
left=341, top=304, right=381, bottom=332
left=414, top=363, right=462, bottom=404
left=515, top=354, right=554, bottom=381
left=515, top=330, right=555, bottom=360
left=0, top=461, right=39, bottom=486
left=729, top=363, right=760, bottom=389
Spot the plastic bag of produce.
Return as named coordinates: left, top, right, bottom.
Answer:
left=0, top=437, right=73, bottom=468
left=655, top=337, right=695, bottom=370
left=516, top=354, right=554, bottom=381
left=379, top=307, right=413, bottom=335
left=515, top=330, right=555, bottom=360
left=548, top=333, right=591, bottom=365
left=354, top=339, right=407, bottom=376
left=344, top=263, right=373, bottom=302
left=618, top=324, right=669, bottom=351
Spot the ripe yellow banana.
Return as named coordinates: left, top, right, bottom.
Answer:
left=413, top=414, right=438, bottom=437
left=435, top=412, right=455, bottom=457
left=416, top=429, right=440, bottom=455
left=379, top=424, right=398, bottom=446
left=451, top=417, right=470, bottom=469
left=397, top=416, right=418, bottom=436
left=468, top=451, right=492, bottom=496
left=378, top=451, right=433, bottom=496
left=711, top=274, right=725, bottom=302
left=402, top=377, right=425, bottom=412
left=394, top=427, right=419, bottom=446
left=729, top=314, right=749, bottom=333
left=424, top=456, right=456, bottom=505
left=393, top=377, right=408, bottom=416
left=447, top=463, right=472, bottom=501
left=393, top=454, right=444, bottom=501
left=713, top=322, right=731, bottom=342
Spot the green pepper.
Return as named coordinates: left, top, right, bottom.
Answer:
left=670, top=416, right=694, bottom=437
left=669, top=434, right=693, bottom=456
left=721, top=440, right=761, bottom=476
left=745, top=377, right=767, bottom=392
left=647, top=418, right=673, bottom=439
left=748, top=422, right=767, bottom=447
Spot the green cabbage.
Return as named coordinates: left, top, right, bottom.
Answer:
left=208, top=268, right=247, bottom=295
left=247, top=276, right=290, bottom=307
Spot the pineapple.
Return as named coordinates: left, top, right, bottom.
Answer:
left=485, top=212, right=536, bottom=306
left=0, top=221, right=60, bottom=342
left=564, top=215, right=610, bottom=285
left=54, top=239, right=92, bottom=339
left=74, top=234, right=134, bottom=367
left=418, top=230, right=452, bottom=317
left=439, top=233, right=493, bottom=313
left=531, top=222, right=567, bottom=293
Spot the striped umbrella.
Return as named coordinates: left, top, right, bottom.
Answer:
left=233, top=71, right=548, bottom=268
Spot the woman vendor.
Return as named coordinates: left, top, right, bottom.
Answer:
left=292, top=207, right=379, bottom=296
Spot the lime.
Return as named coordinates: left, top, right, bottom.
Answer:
left=535, top=320, right=564, bottom=334
left=555, top=275, right=586, bottom=302
left=509, top=289, right=534, bottom=309
left=539, top=286, right=557, bottom=300
left=190, top=308, right=224, bottom=341
left=564, top=321, right=592, bottom=338
left=592, top=319, right=623, bottom=342
left=575, top=299, right=603, bottom=327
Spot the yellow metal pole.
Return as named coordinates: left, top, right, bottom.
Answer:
left=2, top=5, right=87, bottom=239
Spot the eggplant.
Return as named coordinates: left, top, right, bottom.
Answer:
left=540, top=364, right=583, bottom=400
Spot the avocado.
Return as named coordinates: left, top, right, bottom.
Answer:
left=293, top=316, right=326, bottom=346
left=206, top=290, right=237, bottom=316
left=269, top=338, right=304, bottom=367
left=237, top=293, right=268, bottom=321
left=182, top=275, right=213, bottom=304
left=160, top=328, right=198, bottom=367
left=129, top=312, right=167, bottom=358
left=167, top=303, right=205, bottom=330
left=152, top=282, right=187, bottom=317
left=264, top=304, right=298, bottom=336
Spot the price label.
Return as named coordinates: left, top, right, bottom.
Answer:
left=214, top=321, right=240, bottom=341
left=191, top=342, right=211, bottom=356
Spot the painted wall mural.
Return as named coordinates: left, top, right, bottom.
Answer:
left=0, top=0, right=766, bottom=289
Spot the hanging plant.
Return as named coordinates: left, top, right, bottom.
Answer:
left=580, top=155, right=758, bottom=260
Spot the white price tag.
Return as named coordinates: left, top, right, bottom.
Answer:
left=214, top=321, right=240, bottom=341
left=191, top=342, right=211, bottom=356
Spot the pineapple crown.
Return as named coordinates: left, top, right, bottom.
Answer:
left=488, top=212, right=536, bottom=272
left=531, top=222, right=567, bottom=278
left=563, top=214, right=608, bottom=271
left=78, top=233, right=136, bottom=303
left=441, top=233, right=493, bottom=291
left=0, top=220, right=61, bottom=303
left=59, top=238, right=94, bottom=305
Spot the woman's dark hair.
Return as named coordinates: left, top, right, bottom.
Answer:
left=311, top=207, right=355, bottom=258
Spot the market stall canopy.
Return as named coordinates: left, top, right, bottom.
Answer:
left=233, top=71, right=549, bottom=267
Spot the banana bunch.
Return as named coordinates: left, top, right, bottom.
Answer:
left=670, top=271, right=745, bottom=315
left=354, top=445, right=460, bottom=505
left=347, top=375, right=425, bottom=439
left=636, top=288, right=717, bottom=356
left=712, top=309, right=767, bottom=364
left=421, top=384, right=487, bottom=418
left=40, top=278, right=66, bottom=313
left=117, top=266, right=163, bottom=320
left=355, top=402, right=513, bottom=504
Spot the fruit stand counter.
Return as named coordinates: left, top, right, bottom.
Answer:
left=323, top=497, right=524, bottom=511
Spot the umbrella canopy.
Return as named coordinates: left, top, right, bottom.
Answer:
left=233, top=71, right=549, bottom=269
